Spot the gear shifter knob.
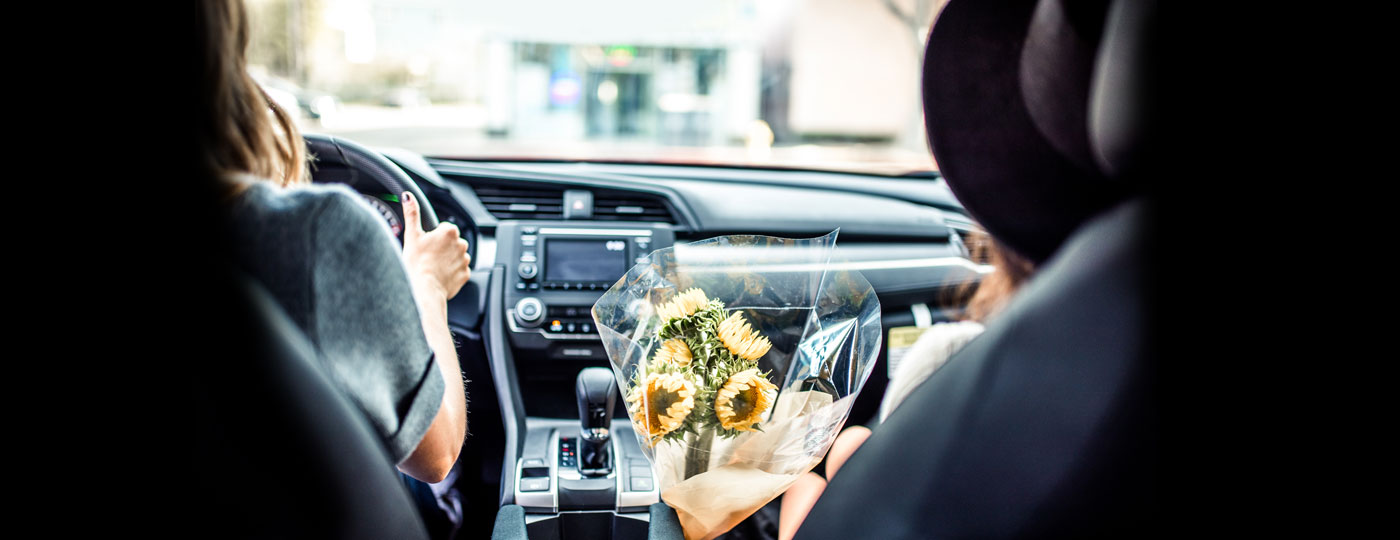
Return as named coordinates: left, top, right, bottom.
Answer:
left=576, top=367, right=617, bottom=438
left=575, top=367, right=617, bottom=476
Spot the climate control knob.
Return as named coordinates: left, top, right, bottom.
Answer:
left=515, top=297, right=544, bottom=326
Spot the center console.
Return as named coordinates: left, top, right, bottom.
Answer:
left=489, top=221, right=676, bottom=539
left=499, top=221, right=674, bottom=357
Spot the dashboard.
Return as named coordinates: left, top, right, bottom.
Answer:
left=383, top=149, right=994, bottom=305
left=366, top=147, right=992, bottom=533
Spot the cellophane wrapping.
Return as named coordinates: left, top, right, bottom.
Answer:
left=591, top=231, right=881, bottom=540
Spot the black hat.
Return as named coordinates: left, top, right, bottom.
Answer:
left=923, top=0, right=1144, bottom=264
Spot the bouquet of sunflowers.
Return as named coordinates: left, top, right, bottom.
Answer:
left=628, top=288, right=781, bottom=477
left=593, top=232, right=881, bottom=540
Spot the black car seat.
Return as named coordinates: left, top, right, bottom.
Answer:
left=794, top=0, right=1157, bottom=537
left=195, top=274, right=430, bottom=540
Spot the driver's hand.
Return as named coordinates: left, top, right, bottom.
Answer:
left=401, top=191, right=472, bottom=300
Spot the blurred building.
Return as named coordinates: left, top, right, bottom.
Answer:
left=249, top=0, right=939, bottom=151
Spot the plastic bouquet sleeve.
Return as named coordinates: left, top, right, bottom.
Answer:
left=591, top=230, right=882, bottom=540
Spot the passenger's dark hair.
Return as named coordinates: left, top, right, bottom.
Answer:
left=197, top=0, right=307, bottom=189
left=963, top=239, right=1035, bottom=322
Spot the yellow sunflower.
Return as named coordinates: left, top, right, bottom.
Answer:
left=718, top=312, right=772, bottom=361
left=714, top=368, right=778, bottom=431
left=656, top=288, right=709, bottom=321
left=626, top=372, right=697, bottom=445
left=653, top=338, right=693, bottom=368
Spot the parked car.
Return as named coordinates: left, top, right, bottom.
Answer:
left=251, top=70, right=342, bottom=122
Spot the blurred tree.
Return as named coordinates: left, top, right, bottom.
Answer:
left=247, top=0, right=324, bottom=84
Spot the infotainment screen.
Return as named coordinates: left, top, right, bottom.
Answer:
left=544, top=239, right=629, bottom=283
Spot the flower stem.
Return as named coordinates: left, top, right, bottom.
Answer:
left=683, top=429, right=715, bottom=480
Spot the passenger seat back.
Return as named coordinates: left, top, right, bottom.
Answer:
left=795, top=198, right=1155, bottom=538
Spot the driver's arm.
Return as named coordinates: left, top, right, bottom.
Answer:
left=397, top=191, right=472, bottom=483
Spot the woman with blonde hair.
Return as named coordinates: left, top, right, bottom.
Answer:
left=197, top=0, right=470, bottom=486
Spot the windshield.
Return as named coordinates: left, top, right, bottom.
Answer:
left=247, top=0, right=943, bottom=175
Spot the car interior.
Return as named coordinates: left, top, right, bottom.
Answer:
left=195, top=0, right=1157, bottom=538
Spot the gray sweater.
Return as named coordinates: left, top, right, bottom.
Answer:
left=228, top=178, right=443, bottom=463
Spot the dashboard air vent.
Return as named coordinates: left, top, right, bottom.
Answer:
left=592, top=189, right=677, bottom=224
left=470, top=180, right=565, bottom=220
left=467, top=178, right=677, bottom=224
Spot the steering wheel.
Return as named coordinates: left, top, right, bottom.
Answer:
left=304, top=133, right=438, bottom=246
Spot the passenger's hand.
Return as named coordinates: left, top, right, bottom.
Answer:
left=401, top=191, right=472, bottom=300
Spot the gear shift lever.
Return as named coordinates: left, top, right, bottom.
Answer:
left=575, top=367, right=617, bottom=477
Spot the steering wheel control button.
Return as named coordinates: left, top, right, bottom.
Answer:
left=517, top=262, right=538, bottom=280
left=520, top=478, right=550, bottom=492
left=516, top=297, right=544, bottom=325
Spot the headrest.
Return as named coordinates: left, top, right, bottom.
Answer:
left=1090, top=0, right=1157, bottom=179
left=922, top=0, right=1153, bottom=264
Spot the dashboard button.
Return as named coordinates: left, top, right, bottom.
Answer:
left=518, top=262, right=538, bottom=280
left=521, top=226, right=538, bottom=234
left=527, top=283, right=539, bottom=291
left=549, top=321, right=563, bottom=332
left=629, top=477, right=653, bottom=492
left=521, top=235, right=538, bottom=247
left=515, top=282, right=525, bottom=290
left=520, top=251, right=537, bottom=262
left=520, top=478, right=549, bottom=492
left=581, top=323, right=592, bottom=333
left=566, top=323, right=577, bottom=333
